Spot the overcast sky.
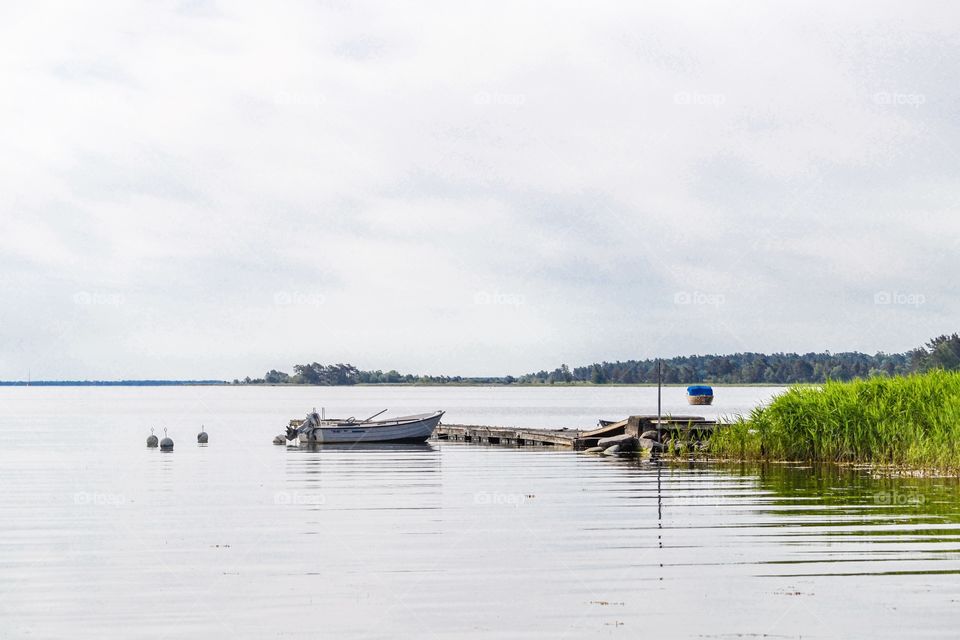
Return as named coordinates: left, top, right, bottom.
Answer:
left=1, top=1, right=958, bottom=379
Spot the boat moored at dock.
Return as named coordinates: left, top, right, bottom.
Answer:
left=287, top=409, right=444, bottom=444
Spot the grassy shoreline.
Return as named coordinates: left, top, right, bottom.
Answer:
left=708, top=370, right=960, bottom=471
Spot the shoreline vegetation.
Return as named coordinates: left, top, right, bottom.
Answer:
left=237, top=334, right=958, bottom=386
left=4, top=333, right=958, bottom=387
left=707, top=370, right=960, bottom=471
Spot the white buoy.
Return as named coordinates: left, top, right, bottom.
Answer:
left=197, top=426, right=208, bottom=444
left=160, top=428, right=174, bottom=452
left=147, top=428, right=159, bottom=448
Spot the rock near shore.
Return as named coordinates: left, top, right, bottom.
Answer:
left=598, top=434, right=639, bottom=451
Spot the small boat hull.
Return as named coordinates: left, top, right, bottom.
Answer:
left=687, top=395, right=713, bottom=405
left=294, top=411, right=444, bottom=444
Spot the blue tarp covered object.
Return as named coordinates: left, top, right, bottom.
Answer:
left=686, top=385, right=714, bottom=396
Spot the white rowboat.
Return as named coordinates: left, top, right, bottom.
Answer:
left=287, top=410, right=444, bottom=444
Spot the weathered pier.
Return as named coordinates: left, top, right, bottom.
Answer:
left=435, top=424, right=581, bottom=447
left=435, top=415, right=724, bottom=451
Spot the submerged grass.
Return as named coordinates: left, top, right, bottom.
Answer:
left=709, top=370, right=960, bottom=471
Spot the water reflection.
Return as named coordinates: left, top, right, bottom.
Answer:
left=647, top=461, right=960, bottom=577
left=289, top=442, right=438, bottom=454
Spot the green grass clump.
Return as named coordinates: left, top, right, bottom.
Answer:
left=709, top=370, right=960, bottom=470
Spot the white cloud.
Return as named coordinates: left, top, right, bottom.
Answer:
left=1, top=0, right=958, bottom=378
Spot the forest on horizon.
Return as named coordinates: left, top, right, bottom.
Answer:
left=237, top=334, right=960, bottom=386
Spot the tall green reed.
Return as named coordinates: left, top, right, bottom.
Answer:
left=709, top=370, right=960, bottom=470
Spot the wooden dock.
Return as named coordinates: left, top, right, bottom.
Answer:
left=435, top=424, right=581, bottom=447
left=435, top=415, right=724, bottom=450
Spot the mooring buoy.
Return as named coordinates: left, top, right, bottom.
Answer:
left=147, top=428, right=159, bottom=448
left=160, top=428, right=174, bottom=452
left=197, top=426, right=208, bottom=444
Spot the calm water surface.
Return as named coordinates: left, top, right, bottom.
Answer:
left=2, top=386, right=959, bottom=638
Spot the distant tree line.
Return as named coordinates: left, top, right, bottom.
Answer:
left=239, top=333, right=960, bottom=386
left=911, top=334, right=960, bottom=373
left=517, top=352, right=911, bottom=385
left=238, top=362, right=511, bottom=385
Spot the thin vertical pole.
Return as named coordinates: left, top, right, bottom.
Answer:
left=657, top=359, right=662, bottom=427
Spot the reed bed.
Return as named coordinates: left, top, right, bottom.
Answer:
left=710, top=370, right=960, bottom=470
